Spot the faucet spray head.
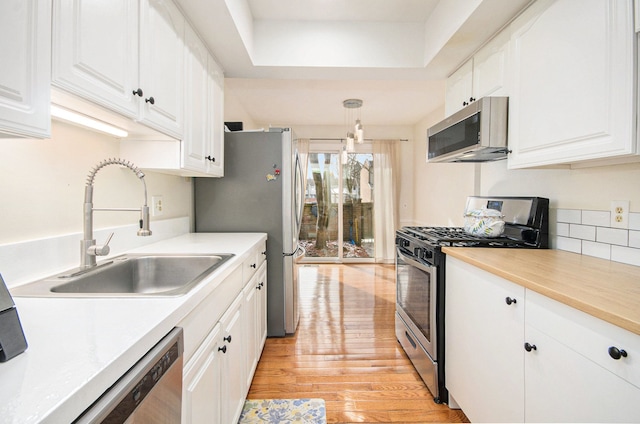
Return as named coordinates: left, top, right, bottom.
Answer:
left=138, top=205, right=152, bottom=236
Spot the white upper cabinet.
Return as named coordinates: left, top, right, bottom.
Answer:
left=507, top=0, right=635, bottom=168
left=52, top=0, right=139, bottom=118
left=0, top=0, right=51, bottom=138
left=52, top=0, right=185, bottom=139
left=183, top=24, right=210, bottom=173
left=139, top=0, right=184, bottom=139
left=445, top=29, right=510, bottom=117
left=207, top=59, right=225, bottom=177
left=445, top=60, right=473, bottom=117
left=182, top=26, right=224, bottom=176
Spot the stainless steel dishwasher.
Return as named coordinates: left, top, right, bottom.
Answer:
left=74, top=327, right=183, bottom=424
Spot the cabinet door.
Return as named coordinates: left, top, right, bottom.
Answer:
left=507, top=0, right=635, bottom=168
left=182, top=25, right=209, bottom=173
left=472, top=29, right=509, bottom=99
left=243, top=274, right=258, bottom=390
left=52, top=0, right=139, bottom=118
left=256, top=263, right=268, bottom=350
left=445, top=256, right=525, bottom=423
left=219, top=294, right=246, bottom=424
left=0, top=0, right=51, bottom=138
left=524, top=325, right=640, bottom=423
left=139, top=0, right=184, bottom=139
left=183, top=323, right=222, bottom=424
left=206, top=59, right=225, bottom=176
left=444, top=60, right=473, bottom=116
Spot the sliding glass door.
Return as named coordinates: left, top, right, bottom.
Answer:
left=299, top=142, right=374, bottom=262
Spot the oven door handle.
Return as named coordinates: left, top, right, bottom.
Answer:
left=397, top=248, right=434, bottom=273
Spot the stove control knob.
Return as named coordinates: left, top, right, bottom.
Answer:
left=423, top=250, right=433, bottom=259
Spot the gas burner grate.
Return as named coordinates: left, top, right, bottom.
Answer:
left=402, top=226, right=526, bottom=247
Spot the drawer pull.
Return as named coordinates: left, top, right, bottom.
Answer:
left=218, top=345, right=227, bottom=354
left=524, top=342, right=537, bottom=352
left=505, top=297, right=517, bottom=305
left=404, top=331, right=417, bottom=349
left=224, top=335, right=232, bottom=343
left=608, top=346, right=628, bottom=360
left=250, top=263, right=257, bottom=269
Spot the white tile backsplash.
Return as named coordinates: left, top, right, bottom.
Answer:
left=582, top=210, right=610, bottom=227
left=556, top=222, right=570, bottom=237
left=555, top=207, right=640, bottom=267
left=569, top=224, right=596, bottom=241
left=612, top=245, right=640, bottom=267
left=582, top=241, right=611, bottom=260
left=596, top=227, right=628, bottom=246
left=556, top=236, right=582, bottom=254
left=557, top=209, right=582, bottom=224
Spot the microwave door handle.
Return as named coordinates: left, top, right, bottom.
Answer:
left=397, top=248, right=434, bottom=273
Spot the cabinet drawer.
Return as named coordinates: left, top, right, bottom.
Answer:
left=242, top=250, right=260, bottom=284
left=526, top=290, right=640, bottom=389
left=179, top=266, right=242, bottom=362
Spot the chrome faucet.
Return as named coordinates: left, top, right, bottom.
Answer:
left=81, top=158, right=152, bottom=269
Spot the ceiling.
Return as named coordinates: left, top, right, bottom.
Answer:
left=175, top=0, right=532, bottom=129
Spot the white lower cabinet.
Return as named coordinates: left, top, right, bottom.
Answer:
left=219, top=294, right=247, bottom=424
left=446, top=256, right=640, bottom=423
left=446, top=256, right=525, bottom=422
left=180, top=239, right=268, bottom=424
left=183, top=323, right=223, bottom=424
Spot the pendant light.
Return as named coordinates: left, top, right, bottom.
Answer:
left=343, top=98, right=364, bottom=149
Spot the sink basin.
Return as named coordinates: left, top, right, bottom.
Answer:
left=10, top=253, right=234, bottom=297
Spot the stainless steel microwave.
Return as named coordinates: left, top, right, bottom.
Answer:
left=427, top=96, right=509, bottom=163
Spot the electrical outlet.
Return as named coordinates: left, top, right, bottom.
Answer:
left=152, top=195, right=164, bottom=217
left=610, top=200, right=629, bottom=229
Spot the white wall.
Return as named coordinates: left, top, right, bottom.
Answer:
left=223, top=82, right=258, bottom=129
left=480, top=160, right=640, bottom=211
left=411, top=106, right=477, bottom=227
left=0, top=121, right=193, bottom=245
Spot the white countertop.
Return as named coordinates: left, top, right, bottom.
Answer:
left=0, top=233, right=266, bottom=424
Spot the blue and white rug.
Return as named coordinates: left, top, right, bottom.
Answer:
left=238, top=398, right=327, bottom=424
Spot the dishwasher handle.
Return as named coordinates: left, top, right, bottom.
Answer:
left=74, top=327, right=183, bottom=424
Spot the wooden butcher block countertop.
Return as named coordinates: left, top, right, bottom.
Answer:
left=442, top=247, right=640, bottom=336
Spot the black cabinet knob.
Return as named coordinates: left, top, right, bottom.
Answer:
left=524, top=342, right=537, bottom=352
left=469, top=97, right=476, bottom=102
left=132, top=88, right=143, bottom=97
left=205, top=155, right=215, bottom=162
left=250, top=263, right=256, bottom=269
left=462, top=101, right=468, bottom=106
left=218, top=345, right=227, bottom=353
left=145, top=96, right=155, bottom=105
left=505, top=297, right=517, bottom=305
left=262, top=251, right=267, bottom=256
left=608, top=346, right=628, bottom=360
left=224, top=335, right=232, bottom=343
left=256, top=281, right=264, bottom=290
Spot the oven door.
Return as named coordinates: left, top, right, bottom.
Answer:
left=396, top=248, right=437, bottom=361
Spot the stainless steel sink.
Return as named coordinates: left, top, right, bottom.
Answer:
left=10, top=253, right=234, bottom=297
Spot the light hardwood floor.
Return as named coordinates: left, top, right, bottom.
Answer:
left=247, top=264, right=469, bottom=423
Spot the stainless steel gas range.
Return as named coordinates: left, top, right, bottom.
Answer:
left=395, top=196, right=549, bottom=405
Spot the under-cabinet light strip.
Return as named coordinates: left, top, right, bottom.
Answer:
left=51, top=105, right=129, bottom=138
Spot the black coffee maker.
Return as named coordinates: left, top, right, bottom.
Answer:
left=0, top=274, right=28, bottom=362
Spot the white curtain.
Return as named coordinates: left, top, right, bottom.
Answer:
left=296, top=138, right=310, bottom=198
left=373, top=139, right=400, bottom=263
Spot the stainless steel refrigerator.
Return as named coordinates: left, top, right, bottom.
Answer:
left=194, top=128, right=305, bottom=337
